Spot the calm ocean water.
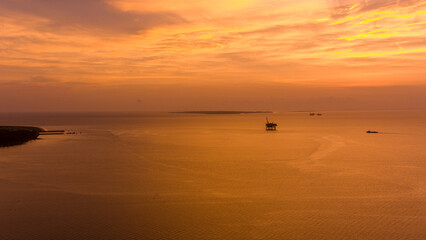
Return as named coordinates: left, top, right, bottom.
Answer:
left=0, top=111, right=425, bottom=240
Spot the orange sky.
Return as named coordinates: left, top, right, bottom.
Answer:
left=0, top=0, right=425, bottom=111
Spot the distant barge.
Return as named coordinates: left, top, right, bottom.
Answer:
left=366, top=130, right=379, bottom=134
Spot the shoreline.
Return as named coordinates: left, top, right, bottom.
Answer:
left=171, top=111, right=273, bottom=114
left=0, top=126, right=42, bottom=147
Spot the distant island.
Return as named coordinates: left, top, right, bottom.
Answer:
left=172, top=111, right=273, bottom=114
left=0, top=126, right=43, bottom=147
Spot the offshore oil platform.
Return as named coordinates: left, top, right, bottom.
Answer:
left=265, top=117, right=277, bottom=131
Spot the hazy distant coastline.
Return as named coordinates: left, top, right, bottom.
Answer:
left=0, top=126, right=42, bottom=147
left=172, top=111, right=273, bottom=114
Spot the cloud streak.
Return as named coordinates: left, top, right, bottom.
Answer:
left=0, top=0, right=185, bottom=34
left=0, top=0, right=425, bottom=111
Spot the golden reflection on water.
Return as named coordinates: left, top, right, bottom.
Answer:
left=0, top=111, right=425, bottom=239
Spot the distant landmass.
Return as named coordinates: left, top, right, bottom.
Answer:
left=172, top=111, right=273, bottom=114
left=0, top=126, right=42, bottom=147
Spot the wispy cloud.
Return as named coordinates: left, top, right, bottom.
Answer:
left=0, top=0, right=185, bottom=34
left=0, top=0, right=425, bottom=111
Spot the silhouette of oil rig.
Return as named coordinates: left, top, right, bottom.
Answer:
left=265, top=117, right=277, bottom=131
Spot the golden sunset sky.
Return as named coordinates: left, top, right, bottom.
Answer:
left=0, top=0, right=425, bottom=111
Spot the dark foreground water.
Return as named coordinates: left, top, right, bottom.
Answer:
left=0, top=111, right=425, bottom=239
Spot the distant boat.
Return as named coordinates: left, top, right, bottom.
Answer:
left=309, top=112, right=315, bottom=116
left=366, top=130, right=379, bottom=134
left=265, top=117, right=277, bottom=131
left=317, top=113, right=322, bottom=116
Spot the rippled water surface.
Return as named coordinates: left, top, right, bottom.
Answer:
left=1, top=111, right=425, bottom=239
